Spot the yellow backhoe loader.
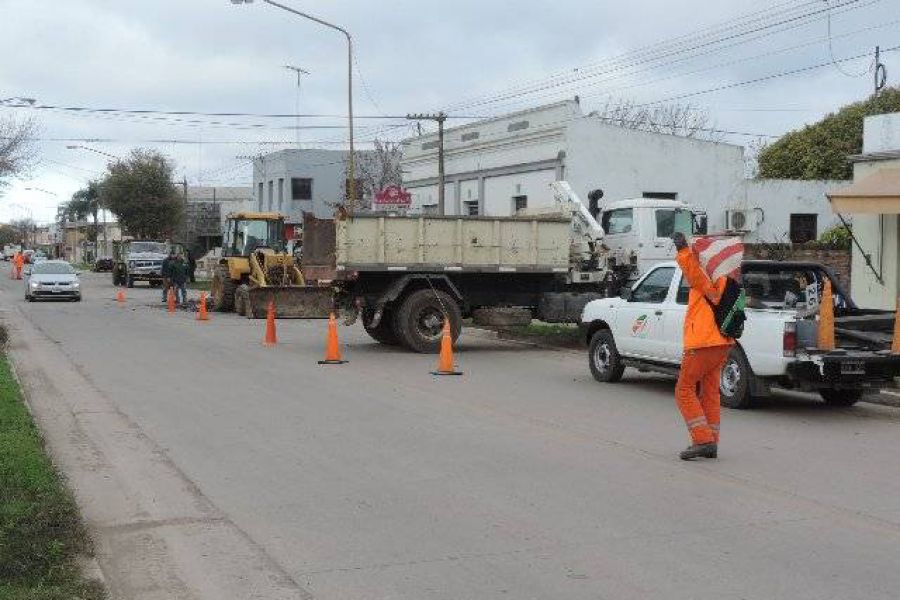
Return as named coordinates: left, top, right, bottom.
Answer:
left=210, top=212, right=331, bottom=318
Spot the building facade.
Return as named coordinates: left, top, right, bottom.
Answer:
left=401, top=100, right=845, bottom=244
left=251, top=149, right=355, bottom=226
left=177, top=186, right=253, bottom=254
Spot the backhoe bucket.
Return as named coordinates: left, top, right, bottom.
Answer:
left=246, top=286, right=333, bottom=319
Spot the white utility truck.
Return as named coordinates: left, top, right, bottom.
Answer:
left=582, top=260, right=900, bottom=408
left=300, top=181, right=706, bottom=352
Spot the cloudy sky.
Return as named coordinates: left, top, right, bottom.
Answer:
left=0, top=0, right=897, bottom=223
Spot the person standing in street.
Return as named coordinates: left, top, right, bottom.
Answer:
left=170, top=254, right=188, bottom=305
left=672, top=232, right=734, bottom=460
left=13, top=251, right=24, bottom=279
left=187, top=251, right=196, bottom=284
left=160, top=249, right=176, bottom=302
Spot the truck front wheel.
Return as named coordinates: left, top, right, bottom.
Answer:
left=394, top=289, right=461, bottom=353
left=819, top=389, right=862, bottom=407
left=720, top=347, right=755, bottom=409
left=588, top=329, right=625, bottom=383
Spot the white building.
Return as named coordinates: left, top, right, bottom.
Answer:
left=251, top=149, right=354, bottom=225
left=401, top=100, right=846, bottom=244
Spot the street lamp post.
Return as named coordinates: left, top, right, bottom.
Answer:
left=231, top=0, right=357, bottom=209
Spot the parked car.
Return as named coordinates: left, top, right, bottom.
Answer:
left=581, top=260, right=900, bottom=408
left=93, top=257, right=114, bottom=272
left=25, top=260, right=82, bottom=302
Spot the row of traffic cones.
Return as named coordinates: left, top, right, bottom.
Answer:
left=115, top=289, right=462, bottom=372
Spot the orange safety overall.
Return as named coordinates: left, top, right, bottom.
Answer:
left=13, top=252, right=24, bottom=279
left=675, top=248, right=733, bottom=445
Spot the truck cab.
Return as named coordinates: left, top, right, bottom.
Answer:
left=597, top=198, right=705, bottom=279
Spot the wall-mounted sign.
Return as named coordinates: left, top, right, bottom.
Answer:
left=374, top=185, right=412, bottom=209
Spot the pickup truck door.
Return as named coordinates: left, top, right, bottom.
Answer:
left=662, top=273, right=690, bottom=360
left=614, top=266, right=676, bottom=360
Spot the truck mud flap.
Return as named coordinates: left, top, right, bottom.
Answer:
left=246, top=286, right=333, bottom=319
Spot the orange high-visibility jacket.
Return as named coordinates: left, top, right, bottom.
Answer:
left=676, top=247, right=734, bottom=350
left=13, top=253, right=24, bottom=267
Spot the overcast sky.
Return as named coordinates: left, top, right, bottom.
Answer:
left=1, top=0, right=898, bottom=223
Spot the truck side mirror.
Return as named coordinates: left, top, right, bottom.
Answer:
left=588, top=189, right=603, bottom=219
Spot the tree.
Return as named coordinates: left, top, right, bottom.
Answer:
left=0, top=115, right=38, bottom=196
left=588, top=98, right=723, bottom=141
left=100, top=149, right=182, bottom=239
left=67, top=180, right=102, bottom=242
left=342, top=140, right=403, bottom=209
left=757, top=87, right=900, bottom=180
left=0, top=224, right=19, bottom=246
left=8, top=217, right=36, bottom=246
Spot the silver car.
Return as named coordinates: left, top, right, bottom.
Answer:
left=24, top=260, right=82, bottom=302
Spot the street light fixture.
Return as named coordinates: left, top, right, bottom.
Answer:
left=231, top=0, right=357, bottom=208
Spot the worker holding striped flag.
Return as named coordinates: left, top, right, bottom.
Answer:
left=672, top=232, right=744, bottom=461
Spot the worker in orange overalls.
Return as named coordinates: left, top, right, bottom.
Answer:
left=13, top=251, right=24, bottom=280
left=672, top=232, right=734, bottom=460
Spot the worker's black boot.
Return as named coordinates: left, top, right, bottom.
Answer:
left=679, top=443, right=717, bottom=460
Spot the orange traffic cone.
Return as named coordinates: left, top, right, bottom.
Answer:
left=431, top=320, right=462, bottom=376
left=817, top=278, right=835, bottom=351
left=196, top=292, right=209, bottom=321
left=263, top=301, right=277, bottom=346
left=318, top=313, right=348, bottom=364
left=167, top=287, right=176, bottom=314
left=116, top=289, right=126, bottom=305
left=891, top=297, right=900, bottom=354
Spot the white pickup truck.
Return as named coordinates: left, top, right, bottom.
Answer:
left=581, top=260, right=900, bottom=408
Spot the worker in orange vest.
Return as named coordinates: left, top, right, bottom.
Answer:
left=13, top=251, right=24, bottom=280
left=672, top=232, right=734, bottom=460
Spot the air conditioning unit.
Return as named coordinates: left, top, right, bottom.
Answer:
left=725, top=209, right=757, bottom=232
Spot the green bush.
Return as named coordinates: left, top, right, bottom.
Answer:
left=818, top=225, right=852, bottom=249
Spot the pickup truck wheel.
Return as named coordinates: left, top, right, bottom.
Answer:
left=394, top=289, right=461, bottom=353
left=363, top=308, right=399, bottom=345
left=819, top=389, right=863, bottom=407
left=720, top=347, right=755, bottom=409
left=588, top=329, right=625, bottom=383
left=210, top=266, right=236, bottom=312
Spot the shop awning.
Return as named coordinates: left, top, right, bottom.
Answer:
left=827, top=168, right=900, bottom=213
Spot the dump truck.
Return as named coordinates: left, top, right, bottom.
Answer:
left=210, top=211, right=331, bottom=318
left=300, top=181, right=705, bottom=352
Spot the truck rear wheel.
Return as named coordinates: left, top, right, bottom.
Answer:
left=394, top=289, right=461, bottom=353
left=720, top=347, right=755, bottom=409
left=211, top=265, right=236, bottom=312
left=588, top=329, right=625, bottom=383
left=819, top=389, right=862, bottom=406
left=363, top=308, right=399, bottom=345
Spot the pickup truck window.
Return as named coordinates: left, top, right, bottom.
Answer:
left=743, top=268, right=847, bottom=310
left=676, top=276, right=690, bottom=305
left=631, top=267, right=675, bottom=303
left=602, top=208, right=633, bottom=235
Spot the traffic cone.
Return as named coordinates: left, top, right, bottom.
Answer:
left=431, top=320, right=462, bottom=376
left=116, top=289, right=126, bottom=305
left=891, top=297, right=900, bottom=354
left=167, top=287, right=176, bottom=313
left=817, top=278, right=835, bottom=351
left=318, top=313, right=348, bottom=364
left=263, top=301, right=277, bottom=346
left=196, top=292, right=209, bottom=321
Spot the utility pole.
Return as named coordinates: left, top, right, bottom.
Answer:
left=407, top=112, right=448, bottom=214
left=875, top=45, right=888, bottom=95
left=283, top=65, right=310, bottom=149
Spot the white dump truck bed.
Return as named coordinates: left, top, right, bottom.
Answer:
left=334, top=214, right=573, bottom=273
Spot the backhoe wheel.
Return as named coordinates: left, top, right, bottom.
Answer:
left=363, top=307, right=400, bottom=346
left=211, top=265, right=236, bottom=312
left=235, top=284, right=252, bottom=318
left=394, top=289, right=461, bottom=353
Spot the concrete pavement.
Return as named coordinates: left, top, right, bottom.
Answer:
left=3, top=271, right=900, bottom=599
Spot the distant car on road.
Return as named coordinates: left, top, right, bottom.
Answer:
left=25, top=260, right=82, bottom=302
left=93, top=257, right=114, bottom=272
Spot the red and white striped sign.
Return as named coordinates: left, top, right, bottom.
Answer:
left=692, top=235, right=744, bottom=282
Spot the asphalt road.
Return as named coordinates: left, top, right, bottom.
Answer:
left=4, top=270, right=900, bottom=600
